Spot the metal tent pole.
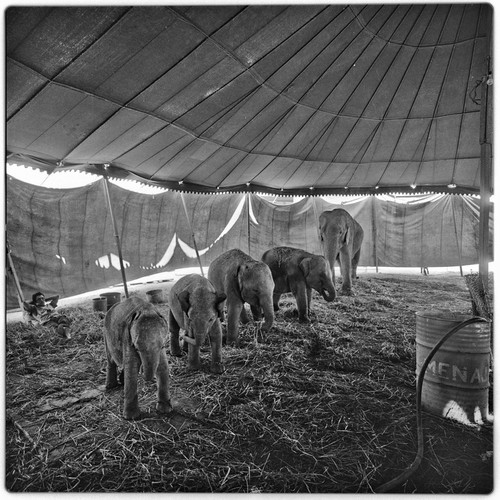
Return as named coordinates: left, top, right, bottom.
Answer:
left=451, top=196, right=464, bottom=277
left=371, top=196, right=379, bottom=273
left=102, top=175, right=129, bottom=298
left=247, top=193, right=251, bottom=255
left=478, top=16, right=492, bottom=294
left=6, top=240, right=26, bottom=309
left=180, top=191, right=205, bottom=277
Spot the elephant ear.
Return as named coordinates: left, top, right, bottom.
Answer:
left=178, top=290, right=190, bottom=314
left=235, top=265, right=246, bottom=299
left=124, top=309, right=142, bottom=344
left=299, top=257, right=312, bottom=277
left=343, top=225, right=350, bottom=244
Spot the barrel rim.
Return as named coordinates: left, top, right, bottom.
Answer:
left=415, top=310, right=491, bottom=324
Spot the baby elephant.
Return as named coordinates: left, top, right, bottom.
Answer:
left=104, top=297, right=172, bottom=420
left=208, top=248, right=274, bottom=346
left=169, top=274, right=226, bottom=374
left=262, top=246, right=336, bottom=323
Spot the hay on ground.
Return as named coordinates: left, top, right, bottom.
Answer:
left=5, top=273, right=493, bottom=493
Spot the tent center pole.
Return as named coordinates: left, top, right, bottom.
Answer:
left=478, top=39, right=492, bottom=293
left=103, top=176, right=129, bottom=298
left=370, top=196, right=379, bottom=273
left=180, top=192, right=205, bottom=277
left=247, top=193, right=251, bottom=255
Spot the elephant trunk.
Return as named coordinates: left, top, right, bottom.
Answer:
left=323, top=239, right=338, bottom=283
left=182, top=334, right=197, bottom=346
left=321, top=286, right=336, bottom=302
left=142, top=357, right=158, bottom=382
left=189, top=319, right=207, bottom=347
left=194, top=331, right=206, bottom=347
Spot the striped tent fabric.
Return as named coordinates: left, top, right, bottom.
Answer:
left=6, top=5, right=492, bottom=196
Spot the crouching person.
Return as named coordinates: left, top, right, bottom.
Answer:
left=23, top=292, right=71, bottom=339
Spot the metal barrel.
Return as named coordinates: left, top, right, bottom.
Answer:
left=92, top=297, right=107, bottom=312
left=100, top=292, right=122, bottom=311
left=146, top=289, right=163, bottom=304
left=415, top=311, right=491, bottom=426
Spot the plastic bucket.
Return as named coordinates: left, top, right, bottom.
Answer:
left=415, top=311, right=491, bottom=426
left=146, top=289, right=163, bottom=304
left=100, top=292, right=122, bottom=310
left=92, top=297, right=107, bottom=312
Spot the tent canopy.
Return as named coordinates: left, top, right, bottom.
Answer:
left=6, top=4, right=493, bottom=196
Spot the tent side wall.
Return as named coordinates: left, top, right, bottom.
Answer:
left=6, top=177, right=493, bottom=309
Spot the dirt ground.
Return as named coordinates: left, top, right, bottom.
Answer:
left=5, top=270, right=493, bottom=493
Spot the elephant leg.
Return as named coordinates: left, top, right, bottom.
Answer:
left=293, top=283, right=310, bottom=323
left=155, top=350, right=172, bottom=414
left=209, top=320, right=224, bottom=374
left=273, top=292, right=282, bottom=312
left=250, top=304, right=262, bottom=321
left=105, top=352, right=119, bottom=389
left=123, top=343, right=141, bottom=420
left=187, top=342, right=201, bottom=371
left=339, top=247, right=353, bottom=295
left=306, top=287, right=312, bottom=317
left=169, top=311, right=183, bottom=357
left=351, top=248, right=361, bottom=281
left=226, top=300, right=243, bottom=346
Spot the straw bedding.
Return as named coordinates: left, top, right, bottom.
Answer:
left=5, top=273, right=493, bottom=493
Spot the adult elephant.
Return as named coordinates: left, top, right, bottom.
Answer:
left=318, top=208, right=364, bottom=296
left=262, top=246, right=336, bottom=323
left=208, top=249, right=274, bottom=346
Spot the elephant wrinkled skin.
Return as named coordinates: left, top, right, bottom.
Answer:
left=262, top=246, right=336, bottom=323
left=168, top=274, right=226, bottom=374
left=208, top=248, right=274, bottom=346
left=104, top=297, right=172, bottom=420
left=319, top=208, right=364, bottom=295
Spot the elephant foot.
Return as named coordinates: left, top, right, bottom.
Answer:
left=156, top=401, right=173, bottom=414
left=170, top=346, right=184, bottom=357
left=260, top=323, right=272, bottom=333
left=298, top=316, right=311, bottom=324
left=340, top=288, right=354, bottom=296
left=210, top=362, right=225, bottom=374
left=105, top=377, right=120, bottom=389
left=123, top=407, right=141, bottom=420
left=225, top=333, right=239, bottom=347
left=187, top=362, right=201, bottom=371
